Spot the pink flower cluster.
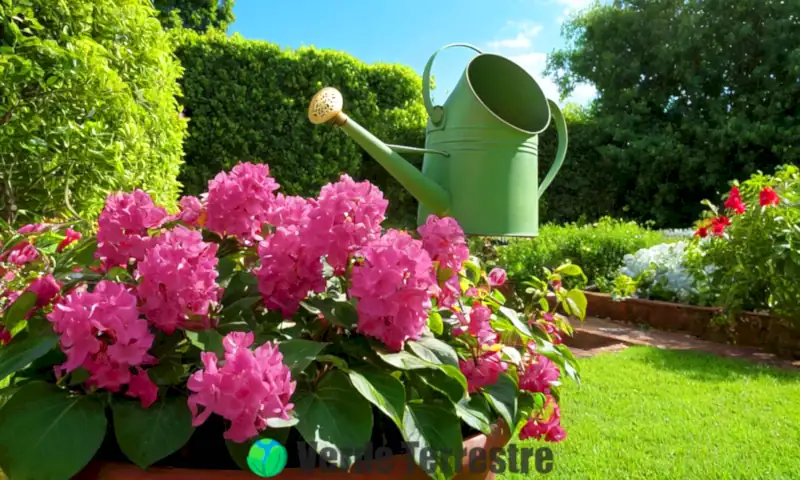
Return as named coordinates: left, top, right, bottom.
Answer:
left=187, top=332, right=296, bottom=443
left=349, top=230, right=438, bottom=351
left=519, top=353, right=561, bottom=395
left=136, top=226, right=221, bottom=334
left=47, top=281, right=158, bottom=407
left=418, top=214, right=470, bottom=274
left=204, top=163, right=280, bottom=243
left=459, top=352, right=509, bottom=393
left=307, top=174, right=388, bottom=273
left=96, top=190, right=168, bottom=267
left=26, top=274, right=62, bottom=308
left=519, top=396, right=566, bottom=442
left=1, top=241, right=38, bottom=266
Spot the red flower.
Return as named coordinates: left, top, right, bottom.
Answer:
left=724, top=186, right=746, bottom=214
left=694, top=226, right=708, bottom=238
left=710, top=216, right=730, bottom=236
left=759, top=186, right=780, bottom=207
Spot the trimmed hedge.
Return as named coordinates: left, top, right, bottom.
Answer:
left=0, top=0, right=187, bottom=225
left=172, top=30, right=427, bottom=226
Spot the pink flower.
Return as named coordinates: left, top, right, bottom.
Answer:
left=724, top=186, right=747, bottom=215
left=177, top=196, right=205, bottom=226
left=47, top=281, right=156, bottom=394
left=95, top=190, right=168, bottom=267
left=488, top=268, right=507, bottom=287
left=127, top=369, right=159, bottom=408
left=187, top=332, right=296, bottom=443
left=204, top=162, right=280, bottom=244
left=455, top=304, right=497, bottom=346
left=349, top=230, right=438, bottom=351
left=3, top=241, right=38, bottom=265
left=759, top=186, right=780, bottom=207
left=25, top=274, right=62, bottom=307
left=417, top=215, right=470, bottom=274
left=519, top=396, right=566, bottom=443
left=266, top=194, right=314, bottom=230
left=458, top=351, right=508, bottom=392
left=437, top=275, right=461, bottom=309
left=519, top=354, right=560, bottom=395
left=57, top=228, right=82, bottom=253
left=136, top=226, right=221, bottom=334
left=307, top=175, right=388, bottom=273
left=17, top=223, right=47, bottom=234
left=255, top=226, right=324, bottom=318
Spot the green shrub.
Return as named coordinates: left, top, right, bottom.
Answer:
left=685, top=164, right=800, bottom=321
left=172, top=30, right=427, bottom=226
left=493, top=217, right=669, bottom=289
left=0, top=0, right=187, bottom=226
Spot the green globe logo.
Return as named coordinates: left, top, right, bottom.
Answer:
left=247, top=438, right=288, bottom=477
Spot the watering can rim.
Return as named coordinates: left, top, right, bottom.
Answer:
left=452, top=52, right=553, bottom=136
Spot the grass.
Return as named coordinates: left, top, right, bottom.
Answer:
left=502, top=347, right=800, bottom=479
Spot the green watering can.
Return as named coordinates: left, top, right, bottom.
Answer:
left=307, top=43, right=568, bottom=237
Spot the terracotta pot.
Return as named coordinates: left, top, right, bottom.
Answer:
left=76, top=421, right=511, bottom=480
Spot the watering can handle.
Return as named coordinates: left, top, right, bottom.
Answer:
left=538, top=99, right=568, bottom=198
left=422, top=43, right=484, bottom=126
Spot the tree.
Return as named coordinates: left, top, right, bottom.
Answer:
left=152, top=0, right=235, bottom=33
left=547, top=0, right=800, bottom=227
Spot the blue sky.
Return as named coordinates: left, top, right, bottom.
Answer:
left=229, top=0, right=599, bottom=107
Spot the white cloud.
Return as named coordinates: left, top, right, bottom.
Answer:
left=485, top=19, right=597, bottom=107
left=487, top=21, right=543, bottom=49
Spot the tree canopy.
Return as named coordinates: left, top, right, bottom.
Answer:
left=152, top=0, right=235, bottom=33
left=547, top=0, right=800, bottom=226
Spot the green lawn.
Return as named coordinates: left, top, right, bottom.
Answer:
left=502, top=347, right=800, bottom=479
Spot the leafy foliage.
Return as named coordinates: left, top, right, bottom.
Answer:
left=153, top=0, right=235, bottom=33
left=0, top=0, right=187, bottom=226
left=172, top=29, right=427, bottom=226
left=488, top=217, right=669, bottom=291
left=685, top=165, right=800, bottom=321
left=547, top=0, right=800, bottom=227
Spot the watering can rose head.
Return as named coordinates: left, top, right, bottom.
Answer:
left=308, top=43, right=569, bottom=238
left=0, top=161, right=586, bottom=479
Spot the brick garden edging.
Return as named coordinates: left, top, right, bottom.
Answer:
left=579, top=292, right=800, bottom=359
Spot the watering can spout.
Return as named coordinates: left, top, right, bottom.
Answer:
left=307, top=87, right=451, bottom=216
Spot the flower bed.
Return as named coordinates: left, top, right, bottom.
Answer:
left=0, top=162, right=587, bottom=480
left=582, top=292, right=800, bottom=358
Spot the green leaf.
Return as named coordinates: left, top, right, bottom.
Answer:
left=413, top=365, right=467, bottom=403
left=1, top=291, right=37, bottom=332
left=427, top=311, right=443, bottom=335
left=482, top=372, right=518, bottom=429
left=0, top=333, right=58, bottom=381
left=316, top=354, right=349, bottom=371
left=376, top=350, right=434, bottom=370
left=218, top=296, right=260, bottom=333
left=277, top=339, right=328, bottom=375
left=293, top=371, right=373, bottom=468
left=221, top=271, right=259, bottom=304
left=563, top=289, right=588, bottom=320
left=348, top=367, right=405, bottom=428
left=455, top=395, right=494, bottom=435
left=406, top=336, right=459, bottom=367
left=0, top=382, right=107, bottom=480
left=112, top=396, right=195, bottom=469
left=513, top=392, right=537, bottom=436
left=501, top=345, right=522, bottom=365
left=226, top=429, right=290, bottom=471
left=402, top=402, right=464, bottom=480
left=301, top=298, right=358, bottom=329
left=185, top=329, right=224, bottom=356
left=555, top=264, right=583, bottom=277
left=497, top=305, right=534, bottom=338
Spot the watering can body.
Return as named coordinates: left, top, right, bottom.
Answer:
left=307, top=43, right=567, bottom=237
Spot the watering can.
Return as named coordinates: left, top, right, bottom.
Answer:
left=307, top=43, right=568, bottom=237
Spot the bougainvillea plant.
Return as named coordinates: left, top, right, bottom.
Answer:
left=686, top=164, right=800, bottom=321
left=0, top=162, right=586, bottom=480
